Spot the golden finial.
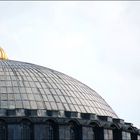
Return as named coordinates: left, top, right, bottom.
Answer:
left=0, top=47, right=8, bottom=60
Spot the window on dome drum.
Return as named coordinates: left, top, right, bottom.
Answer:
left=122, top=131, right=131, bottom=140
left=21, top=120, right=32, bottom=140
left=138, top=135, right=140, bottom=140
left=59, top=125, right=69, bottom=140
left=69, top=122, right=79, bottom=140
left=8, top=124, right=21, bottom=140
left=104, top=129, right=113, bottom=140
left=70, top=126, right=75, bottom=140
left=82, top=127, right=95, bottom=140
left=45, top=121, right=55, bottom=140
left=0, top=121, right=6, bottom=140
left=34, top=121, right=57, bottom=140
left=59, top=122, right=80, bottom=140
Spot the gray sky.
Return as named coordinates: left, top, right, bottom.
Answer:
left=0, top=1, right=139, bottom=127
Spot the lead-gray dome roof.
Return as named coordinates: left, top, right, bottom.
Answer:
left=0, top=60, right=117, bottom=118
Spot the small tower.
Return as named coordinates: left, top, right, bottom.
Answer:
left=0, top=47, right=8, bottom=60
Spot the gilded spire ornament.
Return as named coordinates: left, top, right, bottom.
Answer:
left=0, top=47, right=8, bottom=60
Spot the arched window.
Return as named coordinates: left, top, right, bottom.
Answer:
left=83, top=127, right=95, bottom=140
left=0, top=120, right=6, bottom=140
left=110, top=124, right=121, bottom=140
left=122, top=131, right=131, bottom=140
left=45, top=121, right=55, bottom=140
left=104, top=129, right=113, bottom=140
left=34, top=120, right=58, bottom=140
left=70, top=125, right=75, bottom=140
left=90, top=122, right=101, bottom=140
left=59, top=121, right=80, bottom=140
left=21, top=120, right=32, bottom=140
left=69, top=122, right=79, bottom=140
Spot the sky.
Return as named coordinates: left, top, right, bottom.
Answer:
left=0, top=1, right=139, bottom=127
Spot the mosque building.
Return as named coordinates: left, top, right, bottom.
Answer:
left=0, top=48, right=139, bottom=140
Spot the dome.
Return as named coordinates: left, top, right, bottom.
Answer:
left=0, top=59, right=117, bottom=118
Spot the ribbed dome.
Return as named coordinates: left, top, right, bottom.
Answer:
left=0, top=60, right=117, bottom=118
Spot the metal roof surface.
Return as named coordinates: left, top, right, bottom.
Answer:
left=0, top=60, right=118, bottom=118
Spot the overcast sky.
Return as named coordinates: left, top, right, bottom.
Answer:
left=0, top=1, right=139, bottom=127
